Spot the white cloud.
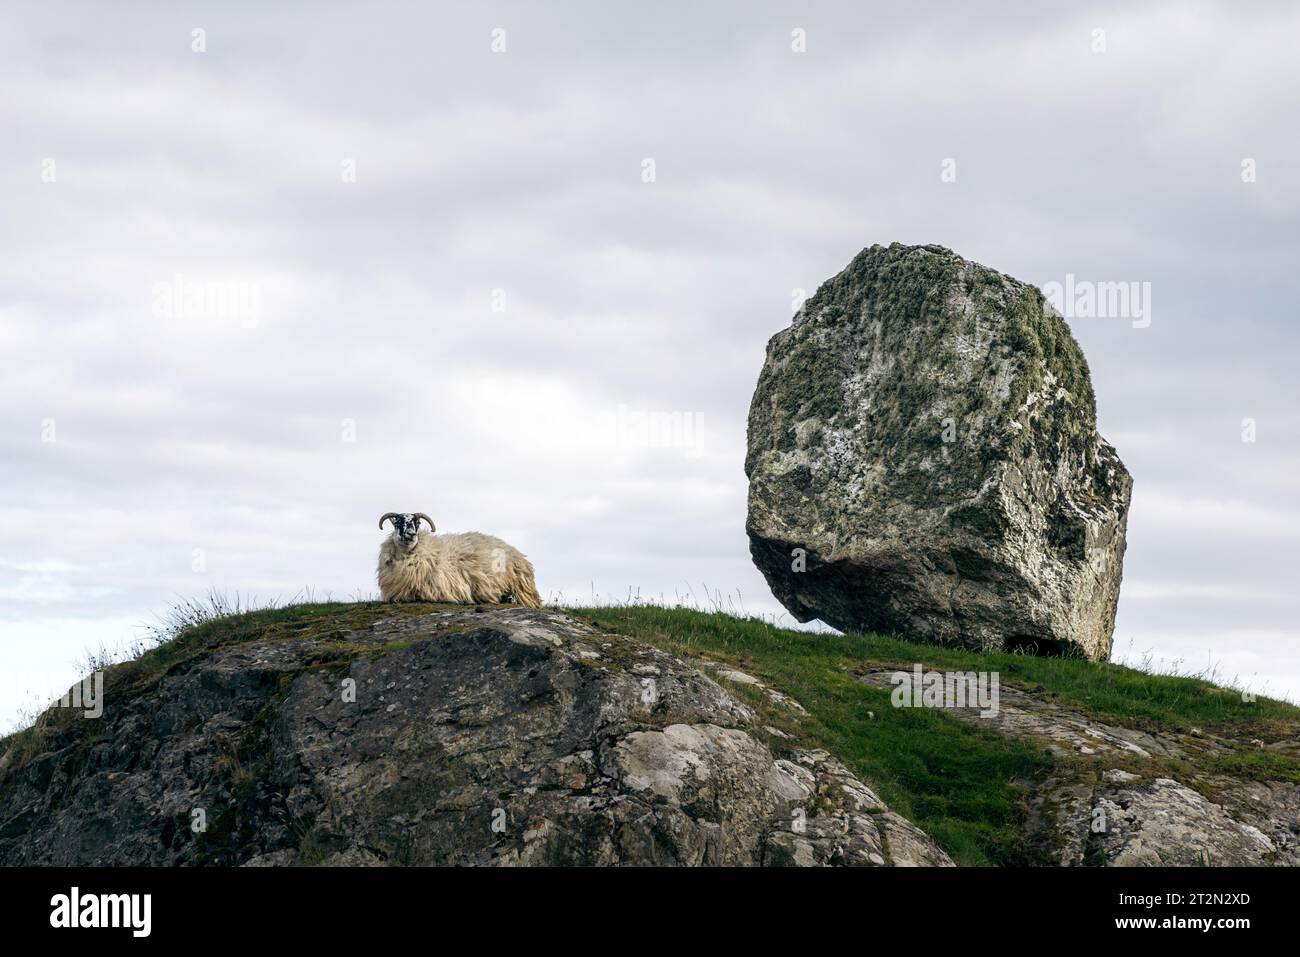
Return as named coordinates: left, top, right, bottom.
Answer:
left=2, top=1, right=1299, bottom=726
left=1130, top=491, right=1300, bottom=540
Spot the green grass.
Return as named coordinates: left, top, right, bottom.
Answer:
left=567, top=604, right=1299, bottom=866
left=1209, top=750, right=1300, bottom=784
left=576, top=606, right=1295, bottom=730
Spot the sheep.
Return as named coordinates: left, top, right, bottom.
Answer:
left=376, top=512, right=542, bottom=608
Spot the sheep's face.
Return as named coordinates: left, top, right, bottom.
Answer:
left=381, top=513, right=432, bottom=550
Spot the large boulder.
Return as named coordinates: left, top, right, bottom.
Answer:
left=746, top=243, right=1132, bottom=660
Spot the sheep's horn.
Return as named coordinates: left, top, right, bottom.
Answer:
left=378, top=513, right=401, bottom=530
left=414, top=512, right=436, bottom=533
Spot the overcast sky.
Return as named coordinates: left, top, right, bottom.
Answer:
left=3, top=1, right=1298, bottom=727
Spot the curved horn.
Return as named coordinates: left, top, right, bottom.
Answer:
left=413, top=512, right=436, bottom=533
left=378, top=512, right=401, bottom=530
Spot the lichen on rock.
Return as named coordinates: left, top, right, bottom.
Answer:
left=746, top=243, right=1133, bottom=659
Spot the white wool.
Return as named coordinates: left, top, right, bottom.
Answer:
left=377, top=530, right=541, bottom=607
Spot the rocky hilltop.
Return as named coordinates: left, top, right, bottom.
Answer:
left=0, top=604, right=951, bottom=867
left=3, top=602, right=1295, bottom=867
left=747, top=243, right=1132, bottom=660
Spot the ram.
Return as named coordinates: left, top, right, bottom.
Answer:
left=376, top=512, right=542, bottom=608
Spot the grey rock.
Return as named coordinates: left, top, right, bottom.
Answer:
left=0, top=606, right=951, bottom=867
left=855, top=669, right=1298, bottom=866
left=1212, top=778, right=1300, bottom=862
left=700, top=660, right=809, bottom=713
left=1094, top=779, right=1278, bottom=867
left=746, top=243, right=1132, bottom=659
